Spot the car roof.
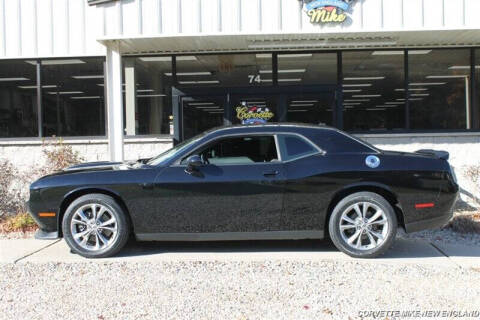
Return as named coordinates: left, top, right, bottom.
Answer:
left=205, top=123, right=335, bottom=135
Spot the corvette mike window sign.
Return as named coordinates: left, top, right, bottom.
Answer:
left=300, top=0, right=356, bottom=24
left=236, top=104, right=275, bottom=125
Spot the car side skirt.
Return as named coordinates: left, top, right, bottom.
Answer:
left=135, top=230, right=324, bottom=242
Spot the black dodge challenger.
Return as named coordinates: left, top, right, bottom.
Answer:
left=28, top=124, right=458, bottom=258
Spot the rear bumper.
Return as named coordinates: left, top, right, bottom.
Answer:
left=404, top=212, right=453, bottom=233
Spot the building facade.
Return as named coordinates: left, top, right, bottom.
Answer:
left=1, top=0, right=480, bottom=200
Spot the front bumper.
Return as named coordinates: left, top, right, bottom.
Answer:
left=27, top=200, right=60, bottom=239
left=35, top=229, right=60, bottom=240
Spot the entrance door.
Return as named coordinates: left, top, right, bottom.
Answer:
left=173, top=85, right=338, bottom=142
left=230, top=93, right=281, bottom=125
left=181, top=95, right=227, bottom=140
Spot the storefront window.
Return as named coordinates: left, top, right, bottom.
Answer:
left=41, top=58, right=105, bottom=136
left=0, top=60, right=38, bottom=137
left=280, top=53, right=337, bottom=125
left=409, top=49, right=470, bottom=130
left=175, top=54, right=272, bottom=87
left=123, top=56, right=173, bottom=135
left=343, top=50, right=405, bottom=132
left=278, top=53, right=337, bottom=86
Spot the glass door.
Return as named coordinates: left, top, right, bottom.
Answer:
left=181, top=95, right=227, bottom=140
left=230, top=94, right=280, bottom=125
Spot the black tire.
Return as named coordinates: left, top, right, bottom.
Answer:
left=62, top=193, right=130, bottom=258
left=328, top=192, right=397, bottom=258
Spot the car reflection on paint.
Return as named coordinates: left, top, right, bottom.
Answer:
left=28, top=123, right=458, bottom=258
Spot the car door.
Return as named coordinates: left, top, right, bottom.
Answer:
left=277, top=134, right=330, bottom=232
left=149, top=134, right=286, bottom=235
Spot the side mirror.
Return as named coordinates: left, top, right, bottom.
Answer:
left=185, top=155, right=203, bottom=173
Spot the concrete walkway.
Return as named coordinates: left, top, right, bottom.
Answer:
left=1, top=238, right=480, bottom=268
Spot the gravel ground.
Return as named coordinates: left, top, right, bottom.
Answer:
left=0, top=231, right=34, bottom=240
left=1, top=260, right=479, bottom=320
left=400, top=228, right=480, bottom=247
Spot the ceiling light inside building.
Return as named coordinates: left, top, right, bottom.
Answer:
left=188, top=102, right=215, bottom=106
left=344, top=77, right=385, bottom=80
left=18, top=85, right=57, bottom=89
left=178, top=80, right=219, bottom=84
left=352, top=94, right=381, bottom=98
left=426, top=75, right=468, bottom=79
left=291, top=100, right=318, bottom=103
left=27, top=59, right=85, bottom=65
left=165, top=71, right=212, bottom=76
left=259, top=69, right=306, bottom=74
left=70, top=96, right=101, bottom=99
left=278, top=54, right=312, bottom=58
left=140, top=56, right=172, bottom=62
left=290, top=103, right=314, bottom=107
left=176, top=56, right=197, bottom=61
left=47, top=91, right=83, bottom=95
left=137, top=89, right=154, bottom=92
left=410, top=93, right=430, bottom=97
left=344, top=99, right=370, bottom=102
left=372, top=51, right=404, bottom=55
left=278, top=78, right=302, bottom=82
left=366, top=108, right=386, bottom=111
left=395, top=88, right=428, bottom=91
left=137, top=94, right=166, bottom=97
left=342, top=84, right=372, bottom=87
left=448, top=65, right=480, bottom=70
left=371, top=50, right=431, bottom=55
left=255, top=54, right=273, bottom=59
left=0, top=77, right=29, bottom=81
left=72, top=75, right=104, bottom=79
left=343, top=89, right=362, bottom=93
left=409, top=82, right=446, bottom=86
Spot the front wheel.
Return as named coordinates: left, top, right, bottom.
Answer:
left=328, top=192, right=397, bottom=258
left=62, top=194, right=130, bottom=258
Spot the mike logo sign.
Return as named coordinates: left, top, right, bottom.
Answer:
left=301, top=0, right=356, bottom=24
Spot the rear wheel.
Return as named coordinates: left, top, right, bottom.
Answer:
left=328, top=192, right=397, bottom=258
left=62, top=194, right=130, bottom=258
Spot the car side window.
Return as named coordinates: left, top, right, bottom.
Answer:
left=277, top=134, right=318, bottom=161
left=183, top=135, right=279, bottom=165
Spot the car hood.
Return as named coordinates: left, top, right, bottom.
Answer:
left=64, top=161, right=124, bottom=172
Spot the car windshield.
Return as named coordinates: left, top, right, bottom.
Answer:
left=147, top=134, right=206, bottom=166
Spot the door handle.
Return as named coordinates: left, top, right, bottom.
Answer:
left=263, top=170, right=279, bottom=177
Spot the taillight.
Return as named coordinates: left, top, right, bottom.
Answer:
left=449, top=163, right=457, bottom=183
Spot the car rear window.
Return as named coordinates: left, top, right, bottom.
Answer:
left=307, top=130, right=376, bottom=154
left=277, top=134, right=318, bottom=161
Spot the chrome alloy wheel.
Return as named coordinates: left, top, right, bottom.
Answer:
left=339, top=201, right=389, bottom=251
left=70, top=203, right=118, bottom=251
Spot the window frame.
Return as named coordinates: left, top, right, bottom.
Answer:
left=172, top=131, right=324, bottom=167
left=176, top=133, right=281, bottom=166
left=277, top=133, right=322, bottom=162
